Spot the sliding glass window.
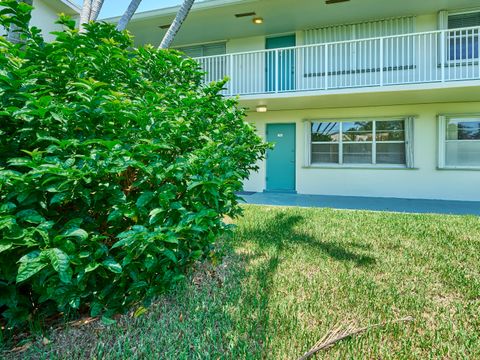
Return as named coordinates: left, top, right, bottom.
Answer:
left=442, top=116, right=480, bottom=168
left=310, top=119, right=406, bottom=166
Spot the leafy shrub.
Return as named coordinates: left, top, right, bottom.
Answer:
left=0, top=1, right=267, bottom=327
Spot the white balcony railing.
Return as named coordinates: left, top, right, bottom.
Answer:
left=196, top=26, right=480, bottom=96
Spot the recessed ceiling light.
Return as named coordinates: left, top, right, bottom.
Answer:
left=252, top=17, right=264, bottom=25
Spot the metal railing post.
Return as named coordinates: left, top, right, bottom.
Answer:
left=324, top=44, right=329, bottom=90
left=229, top=54, right=234, bottom=95
left=440, top=30, right=446, bottom=82
left=275, top=49, right=279, bottom=93
left=379, top=38, right=384, bottom=86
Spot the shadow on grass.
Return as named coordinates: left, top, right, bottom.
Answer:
left=238, top=212, right=376, bottom=267
left=226, top=210, right=376, bottom=356
left=11, top=210, right=376, bottom=359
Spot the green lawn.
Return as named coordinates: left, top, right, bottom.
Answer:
left=6, top=205, right=480, bottom=359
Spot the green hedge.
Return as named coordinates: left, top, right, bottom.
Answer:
left=0, top=1, right=267, bottom=327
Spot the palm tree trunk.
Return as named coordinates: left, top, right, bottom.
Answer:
left=116, top=0, right=143, bottom=31
left=89, top=0, right=105, bottom=21
left=79, top=0, right=92, bottom=32
left=159, top=0, right=195, bottom=49
left=6, top=0, right=33, bottom=44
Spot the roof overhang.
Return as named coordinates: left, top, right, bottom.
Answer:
left=42, top=0, right=81, bottom=15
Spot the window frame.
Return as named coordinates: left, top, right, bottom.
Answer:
left=438, top=114, right=480, bottom=170
left=306, top=118, right=408, bottom=168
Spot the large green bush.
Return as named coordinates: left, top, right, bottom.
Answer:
left=0, top=1, right=267, bottom=327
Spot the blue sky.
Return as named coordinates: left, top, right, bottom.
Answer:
left=72, top=0, right=196, bottom=19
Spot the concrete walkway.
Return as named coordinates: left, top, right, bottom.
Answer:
left=239, top=192, right=480, bottom=216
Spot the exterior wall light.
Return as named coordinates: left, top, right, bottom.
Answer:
left=256, top=105, right=267, bottom=113
left=252, top=17, right=264, bottom=24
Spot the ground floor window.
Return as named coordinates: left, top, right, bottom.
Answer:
left=307, top=117, right=414, bottom=167
left=439, top=115, right=480, bottom=168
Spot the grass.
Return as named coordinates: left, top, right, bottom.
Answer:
left=5, top=205, right=480, bottom=359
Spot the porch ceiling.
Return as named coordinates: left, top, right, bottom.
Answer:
left=112, top=0, right=480, bottom=47
left=238, top=82, right=480, bottom=112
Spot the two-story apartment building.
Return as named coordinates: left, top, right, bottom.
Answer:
left=111, top=0, right=480, bottom=201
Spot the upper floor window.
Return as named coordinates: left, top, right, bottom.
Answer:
left=176, top=42, right=226, bottom=58
left=177, top=42, right=227, bottom=85
left=439, top=115, right=480, bottom=168
left=447, top=11, right=480, bottom=61
left=303, top=17, right=416, bottom=75
left=308, top=118, right=414, bottom=167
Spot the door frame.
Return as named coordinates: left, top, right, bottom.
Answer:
left=265, top=122, right=297, bottom=193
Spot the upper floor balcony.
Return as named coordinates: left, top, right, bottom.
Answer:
left=196, top=26, right=480, bottom=98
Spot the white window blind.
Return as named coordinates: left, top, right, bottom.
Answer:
left=303, top=17, right=416, bottom=75
left=405, top=117, right=415, bottom=168
left=177, top=42, right=226, bottom=58
left=448, top=11, right=480, bottom=29
left=304, top=17, right=416, bottom=45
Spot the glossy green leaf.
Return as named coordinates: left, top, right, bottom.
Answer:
left=102, top=259, right=122, bottom=274
left=0, top=243, right=13, bottom=253
left=85, top=262, right=100, bottom=273
left=136, top=191, right=154, bottom=208
left=16, top=209, right=45, bottom=224
left=16, top=252, right=47, bottom=283
left=46, top=248, right=71, bottom=284
left=163, top=249, right=177, bottom=263
left=64, top=228, right=88, bottom=241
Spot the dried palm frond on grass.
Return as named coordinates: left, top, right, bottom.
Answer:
left=298, top=316, right=414, bottom=360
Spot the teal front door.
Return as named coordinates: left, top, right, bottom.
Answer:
left=266, top=124, right=296, bottom=192
left=266, top=35, right=296, bottom=92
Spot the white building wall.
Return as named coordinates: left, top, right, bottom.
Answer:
left=243, top=101, right=480, bottom=201
left=1, top=0, right=77, bottom=42
left=30, top=0, right=73, bottom=42
left=416, top=14, right=438, bottom=32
